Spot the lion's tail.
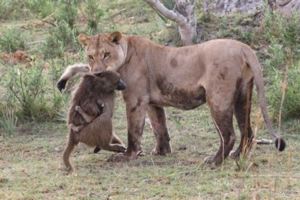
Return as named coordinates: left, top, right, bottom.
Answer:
left=242, top=47, right=286, bottom=151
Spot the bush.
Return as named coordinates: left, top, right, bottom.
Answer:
left=0, top=0, right=29, bottom=20
left=84, top=0, right=104, bottom=33
left=43, top=21, right=79, bottom=59
left=0, top=28, right=29, bottom=53
left=268, top=63, right=300, bottom=120
left=0, top=62, right=67, bottom=122
left=55, top=0, right=79, bottom=28
left=262, top=10, right=300, bottom=121
left=0, top=106, right=18, bottom=137
left=26, top=0, right=56, bottom=18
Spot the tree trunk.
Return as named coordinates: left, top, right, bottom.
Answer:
left=144, top=0, right=197, bottom=45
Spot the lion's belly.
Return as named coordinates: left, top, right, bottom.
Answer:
left=150, top=78, right=206, bottom=110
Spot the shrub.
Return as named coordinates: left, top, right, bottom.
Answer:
left=262, top=10, right=300, bottom=121
left=268, top=63, right=300, bottom=120
left=0, top=0, right=29, bottom=20
left=55, top=0, right=79, bottom=28
left=1, top=62, right=67, bottom=122
left=0, top=28, right=28, bottom=53
left=84, top=0, right=104, bottom=33
left=0, top=106, right=18, bottom=137
left=43, top=21, right=79, bottom=59
left=26, top=0, right=56, bottom=18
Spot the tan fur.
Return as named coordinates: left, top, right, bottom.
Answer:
left=63, top=70, right=126, bottom=172
left=58, top=32, right=285, bottom=166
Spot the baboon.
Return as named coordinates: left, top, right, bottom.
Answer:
left=62, top=70, right=127, bottom=172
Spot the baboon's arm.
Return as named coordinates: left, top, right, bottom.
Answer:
left=75, top=105, right=95, bottom=123
left=69, top=123, right=84, bottom=133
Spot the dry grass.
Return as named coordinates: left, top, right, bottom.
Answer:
left=1, top=96, right=299, bottom=199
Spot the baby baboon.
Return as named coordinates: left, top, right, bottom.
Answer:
left=62, top=70, right=127, bottom=172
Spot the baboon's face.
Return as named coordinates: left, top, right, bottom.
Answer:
left=84, top=71, right=126, bottom=93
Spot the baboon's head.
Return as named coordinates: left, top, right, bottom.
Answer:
left=83, top=71, right=126, bottom=93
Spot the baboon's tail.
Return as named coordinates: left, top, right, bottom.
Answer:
left=242, top=47, right=286, bottom=151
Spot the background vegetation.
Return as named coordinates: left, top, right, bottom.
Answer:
left=0, top=0, right=299, bottom=199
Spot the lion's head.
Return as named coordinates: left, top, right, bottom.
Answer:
left=78, top=32, right=127, bottom=72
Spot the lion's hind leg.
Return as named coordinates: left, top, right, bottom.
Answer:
left=204, top=108, right=236, bottom=167
left=230, top=78, right=254, bottom=159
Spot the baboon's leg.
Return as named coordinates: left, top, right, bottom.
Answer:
left=75, top=105, right=95, bottom=123
left=147, top=105, right=171, bottom=155
left=97, top=134, right=124, bottom=153
left=111, top=134, right=124, bottom=145
left=205, top=107, right=236, bottom=166
left=93, top=146, right=101, bottom=153
left=63, top=134, right=77, bottom=172
left=103, top=143, right=126, bottom=153
left=231, top=79, right=254, bottom=159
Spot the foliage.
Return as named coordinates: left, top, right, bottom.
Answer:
left=25, top=0, right=56, bottom=18
left=40, top=0, right=81, bottom=58
left=1, top=62, right=67, bottom=122
left=0, top=0, right=29, bottom=20
left=0, top=28, right=28, bottom=53
left=261, top=10, right=300, bottom=121
left=84, top=0, right=104, bottom=33
left=0, top=106, right=18, bottom=137
left=55, top=0, right=79, bottom=28
left=43, top=21, right=79, bottom=59
left=267, top=61, right=300, bottom=120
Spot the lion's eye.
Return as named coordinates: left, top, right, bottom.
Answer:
left=88, top=55, right=94, bottom=61
left=103, top=52, right=110, bottom=59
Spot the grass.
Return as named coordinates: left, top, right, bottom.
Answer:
left=1, top=96, right=300, bottom=199
left=1, top=0, right=300, bottom=199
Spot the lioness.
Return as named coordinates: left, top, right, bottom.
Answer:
left=57, top=32, right=286, bottom=166
left=62, top=70, right=126, bottom=172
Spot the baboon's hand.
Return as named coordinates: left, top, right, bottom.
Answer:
left=75, top=106, right=81, bottom=112
left=57, top=79, right=67, bottom=92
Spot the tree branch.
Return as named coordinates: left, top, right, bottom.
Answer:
left=144, top=0, right=187, bottom=26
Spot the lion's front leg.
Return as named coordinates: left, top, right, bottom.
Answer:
left=125, top=101, right=147, bottom=158
left=147, top=105, right=171, bottom=155
left=109, top=97, right=148, bottom=162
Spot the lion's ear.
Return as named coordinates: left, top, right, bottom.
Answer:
left=109, top=32, right=122, bottom=44
left=78, top=33, right=91, bottom=46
